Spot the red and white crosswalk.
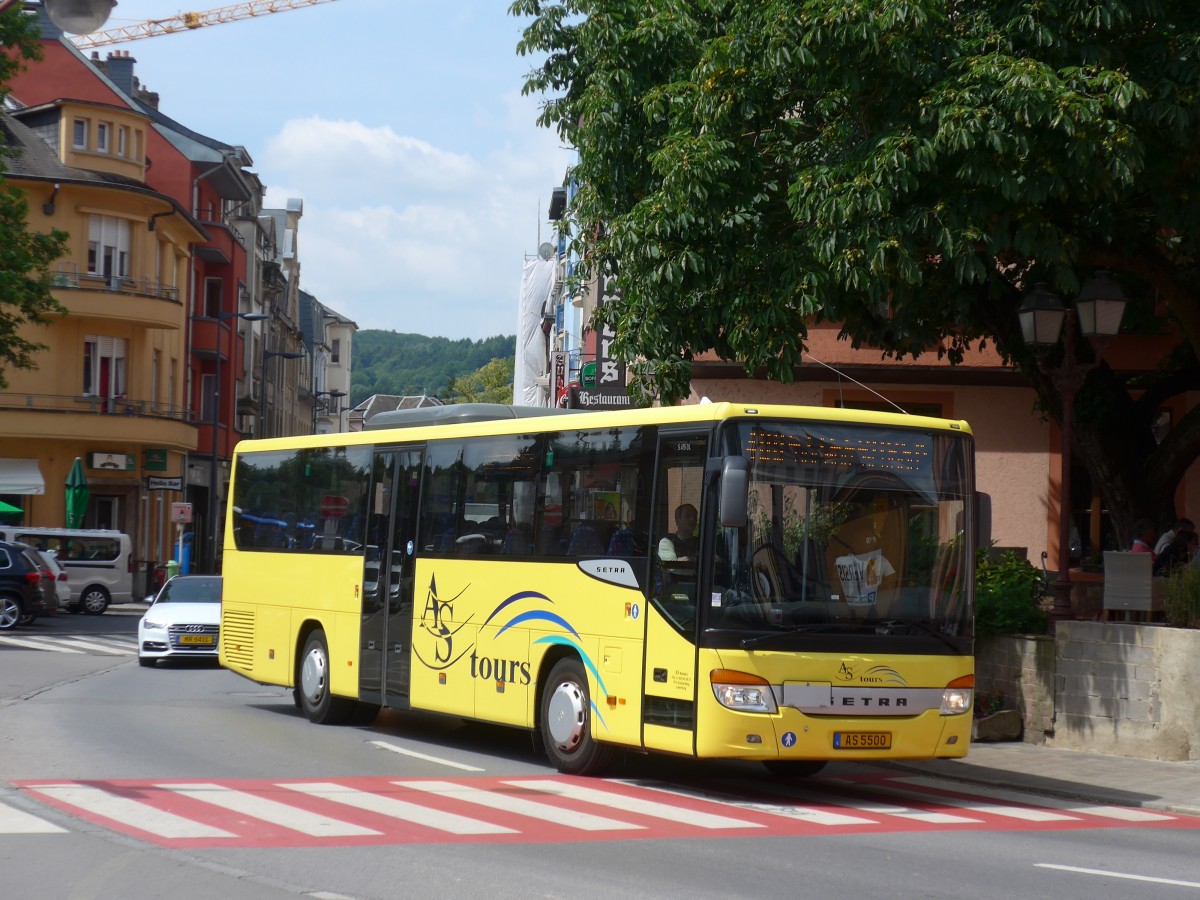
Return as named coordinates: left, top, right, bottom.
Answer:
left=8, top=774, right=1199, bottom=848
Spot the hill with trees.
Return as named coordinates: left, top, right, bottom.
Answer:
left=349, top=331, right=515, bottom=405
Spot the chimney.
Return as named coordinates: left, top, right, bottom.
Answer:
left=105, top=50, right=137, bottom=98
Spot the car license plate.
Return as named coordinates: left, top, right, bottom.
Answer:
left=179, top=634, right=213, bottom=645
left=833, top=731, right=891, bottom=750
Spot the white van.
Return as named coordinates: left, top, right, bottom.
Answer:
left=0, top=528, right=132, bottom=615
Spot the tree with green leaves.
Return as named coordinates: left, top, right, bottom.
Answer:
left=445, top=357, right=516, bottom=405
left=0, top=5, right=67, bottom=389
left=512, top=0, right=1200, bottom=545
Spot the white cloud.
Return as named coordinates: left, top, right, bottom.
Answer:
left=260, top=113, right=571, bottom=339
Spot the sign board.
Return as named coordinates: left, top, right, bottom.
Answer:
left=146, top=476, right=183, bottom=492
left=143, top=448, right=169, bottom=472
left=320, top=495, right=349, bottom=518
left=89, top=452, right=134, bottom=471
left=171, top=502, right=193, bottom=524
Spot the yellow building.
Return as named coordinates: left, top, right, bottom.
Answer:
left=0, top=101, right=206, bottom=588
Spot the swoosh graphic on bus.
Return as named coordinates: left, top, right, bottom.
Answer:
left=533, top=635, right=610, bottom=733
left=411, top=643, right=474, bottom=671
left=863, top=666, right=908, bottom=686
left=494, top=610, right=580, bottom=640
left=481, top=591, right=554, bottom=628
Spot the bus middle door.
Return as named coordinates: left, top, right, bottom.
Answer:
left=361, top=446, right=423, bottom=708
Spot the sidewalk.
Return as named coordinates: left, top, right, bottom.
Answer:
left=883, top=741, right=1200, bottom=817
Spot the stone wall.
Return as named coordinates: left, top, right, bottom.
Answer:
left=974, top=633, right=1055, bottom=743
left=975, top=624, right=1200, bottom=761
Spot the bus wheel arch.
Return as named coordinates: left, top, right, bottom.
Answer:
left=538, top=655, right=613, bottom=775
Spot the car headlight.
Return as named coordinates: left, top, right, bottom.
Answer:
left=142, top=619, right=166, bottom=631
left=941, top=675, right=975, bottom=715
left=710, top=669, right=778, bottom=713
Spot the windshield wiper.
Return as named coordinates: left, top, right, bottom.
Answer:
left=872, top=619, right=964, bottom=652
left=740, top=622, right=867, bottom=648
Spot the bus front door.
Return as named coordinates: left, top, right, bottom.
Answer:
left=360, top=447, right=423, bottom=708
left=642, top=431, right=708, bottom=756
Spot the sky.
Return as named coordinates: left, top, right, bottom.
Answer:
left=73, top=0, right=572, bottom=340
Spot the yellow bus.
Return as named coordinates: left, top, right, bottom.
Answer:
left=220, top=402, right=976, bottom=775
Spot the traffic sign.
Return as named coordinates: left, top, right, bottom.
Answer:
left=171, top=502, right=193, bottom=524
left=320, top=495, right=349, bottom=518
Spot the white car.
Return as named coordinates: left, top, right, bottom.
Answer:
left=30, top=548, right=70, bottom=610
left=138, top=575, right=222, bottom=667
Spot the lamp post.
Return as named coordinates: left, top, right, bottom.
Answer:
left=260, top=348, right=304, bottom=438
left=1019, top=271, right=1127, bottom=621
left=2, top=1, right=117, bottom=33
left=206, top=311, right=266, bottom=573
left=312, top=390, right=346, bottom=432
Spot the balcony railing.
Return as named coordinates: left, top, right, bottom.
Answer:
left=50, top=264, right=180, bottom=302
left=0, top=392, right=196, bottom=422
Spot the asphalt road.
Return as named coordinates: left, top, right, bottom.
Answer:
left=2, top=608, right=1199, bottom=900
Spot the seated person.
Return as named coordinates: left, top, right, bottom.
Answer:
left=658, top=503, right=698, bottom=563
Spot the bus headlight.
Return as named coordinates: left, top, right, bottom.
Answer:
left=711, top=669, right=777, bottom=713
left=941, top=674, right=975, bottom=715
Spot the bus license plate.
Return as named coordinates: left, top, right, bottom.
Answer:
left=179, top=634, right=213, bottom=645
left=833, top=731, right=891, bottom=750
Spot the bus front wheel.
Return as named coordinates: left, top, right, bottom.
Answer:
left=297, top=631, right=351, bottom=724
left=540, top=657, right=612, bottom=775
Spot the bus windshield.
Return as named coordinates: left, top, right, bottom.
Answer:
left=705, top=420, right=973, bottom=651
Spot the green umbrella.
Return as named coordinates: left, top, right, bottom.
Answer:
left=0, top=500, right=21, bottom=515
left=65, top=457, right=89, bottom=528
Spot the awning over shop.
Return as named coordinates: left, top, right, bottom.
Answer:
left=0, top=458, right=46, bottom=494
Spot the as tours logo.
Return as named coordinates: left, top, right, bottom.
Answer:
left=415, top=576, right=598, bottom=700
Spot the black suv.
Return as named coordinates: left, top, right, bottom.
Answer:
left=0, top=539, right=53, bottom=630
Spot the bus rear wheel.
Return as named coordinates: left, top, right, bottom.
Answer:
left=296, top=630, right=352, bottom=724
left=540, top=657, right=612, bottom=775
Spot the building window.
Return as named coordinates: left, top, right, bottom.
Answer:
left=87, top=215, right=130, bottom=278
left=117, top=126, right=128, bottom=157
left=96, top=122, right=110, bottom=153
left=152, top=350, right=161, bottom=408
left=83, top=335, right=127, bottom=398
left=73, top=119, right=88, bottom=149
left=204, top=278, right=223, bottom=318
left=200, top=373, right=216, bottom=424
left=330, top=338, right=341, bottom=364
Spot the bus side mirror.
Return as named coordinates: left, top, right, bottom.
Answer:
left=719, top=457, right=748, bottom=528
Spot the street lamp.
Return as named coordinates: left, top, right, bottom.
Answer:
left=1019, top=271, right=1127, bottom=621
left=2, top=1, right=117, bottom=34
left=206, top=311, right=266, bottom=573
left=313, top=390, right=346, bottom=432
left=260, top=348, right=304, bottom=437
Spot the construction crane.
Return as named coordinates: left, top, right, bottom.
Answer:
left=68, top=0, right=341, bottom=50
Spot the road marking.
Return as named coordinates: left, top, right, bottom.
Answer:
left=29, top=784, right=235, bottom=839
left=397, top=780, right=642, bottom=831
left=368, top=740, right=485, bottom=771
left=629, top=780, right=879, bottom=826
left=1037, top=864, right=1200, bottom=888
left=0, top=636, right=85, bottom=653
left=56, top=637, right=135, bottom=655
left=0, top=801, right=67, bottom=834
left=279, top=782, right=514, bottom=835
left=513, top=779, right=763, bottom=829
left=892, top=777, right=1175, bottom=822
left=849, top=779, right=1077, bottom=822
left=164, top=783, right=381, bottom=837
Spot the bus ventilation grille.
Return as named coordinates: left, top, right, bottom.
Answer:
left=220, top=608, right=255, bottom=669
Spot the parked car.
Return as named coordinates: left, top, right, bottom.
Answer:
left=0, top=528, right=133, bottom=615
left=0, top=539, right=55, bottom=630
left=29, top=547, right=70, bottom=611
left=137, top=575, right=222, bottom=667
